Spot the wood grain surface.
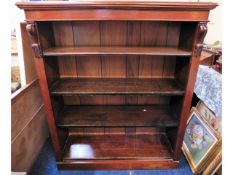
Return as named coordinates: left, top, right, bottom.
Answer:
left=50, top=78, right=184, bottom=96
left=56, top=105, right=178, bottom=127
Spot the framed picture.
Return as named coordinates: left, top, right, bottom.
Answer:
left=202, top=150, right=222, bottom=175
left=196, top=101, right=222, bottom=135
left=182, top=107, right=219, bottom=174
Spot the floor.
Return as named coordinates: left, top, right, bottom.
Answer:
left=29, top=139, right=193, bottom=175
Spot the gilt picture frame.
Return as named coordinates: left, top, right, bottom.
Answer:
left=182, top=107, right=219, bottom=174
left=196, top=101, right=222, bottom=135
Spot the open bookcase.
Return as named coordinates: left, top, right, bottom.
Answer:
left=17, top=1, right=217, bottom=170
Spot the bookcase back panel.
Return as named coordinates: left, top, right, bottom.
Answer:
left=49, top=21, right=181, bottom=79
left=52, top=21, right=181, bottom=47
left=55, top=56, right=176, bottom=78
left=44, top=57, right=59, bottom=86
left=69, top=127, right=165, bottom=136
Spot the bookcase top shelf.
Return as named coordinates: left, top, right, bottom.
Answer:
left=44, top=47, right=192, bottom=57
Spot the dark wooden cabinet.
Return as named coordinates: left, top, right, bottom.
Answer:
left=16, top=1, right=217, bottom=170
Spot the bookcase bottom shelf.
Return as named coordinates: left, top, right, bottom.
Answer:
left=57, top=133, right=178, bottom=170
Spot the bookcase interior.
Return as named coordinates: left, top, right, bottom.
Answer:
left=38, top=20, right=196, bottom=163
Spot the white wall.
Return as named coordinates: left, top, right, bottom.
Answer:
left=200, top=0, right=222, bottom=44
left=157, top=0, right=222, bottom=44
left=12, top=0, right=26, bottom=86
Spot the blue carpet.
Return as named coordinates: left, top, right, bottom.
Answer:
left=29, top=139, right=193, bottom=175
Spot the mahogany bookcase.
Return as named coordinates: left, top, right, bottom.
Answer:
left=16, top=1, right=217, bottom=170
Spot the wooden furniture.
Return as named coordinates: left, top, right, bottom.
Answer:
left=16, top=1, right=217, bottom=170
left=203, top=149, right=222, bottom=175
left=200, top=48, right=222, bottom=74
left=200, top=49, right=217, bottom=66
left=12, top=80, right=49, bottom=172
left=12, top=22, right=49, bottom=172
left=212, top=51, right=222, bottom=73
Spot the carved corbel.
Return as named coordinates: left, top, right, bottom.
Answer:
left=194, top=22, right=208, bottom=57
left=26, top=22, right=43, bottom=58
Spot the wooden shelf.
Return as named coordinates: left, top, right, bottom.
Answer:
left=63, top=133, right=173, bottom=160
left=57, top=105, right=178, bottom=127
left=50, top=78, right=184, bottom=96
left=43, top=47, right=192, bottom=57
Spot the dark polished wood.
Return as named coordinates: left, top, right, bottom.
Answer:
left=63, top=134, right=172, bottom=160
left=44, top=46, right=191, bottom=57
left=57, top=105, right=178, bottom=127
left=26, top=22, right=62, bottom=160
left=39, top=21, right=182, bottom=79
left=25, top=23, right=42, bottom=58
left=173, top=22, right=208, bottom=160
left=50, top=78, right=184, bottom=96
left=194, top=23, right=208, bottom=57
left=213, top=56, right=222, bottom=73
left=200, top=48, right=222, bottom=73
left=200, top=49, right=216, bottom=66
left=24, top=10, right=210, bottom=21
left=17, top=0, right=217, bottom=170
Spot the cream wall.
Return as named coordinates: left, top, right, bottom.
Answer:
left=200, top=0, right=222, bottom=44
left=152, top=0, right=222, bottom=44
left=12, top=0, right=26, bottom=86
